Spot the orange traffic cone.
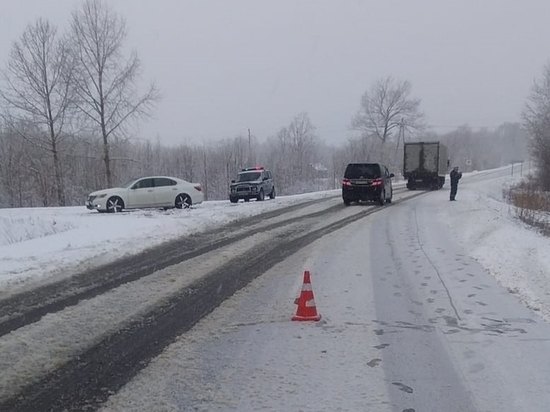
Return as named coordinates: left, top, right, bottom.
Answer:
left=292, top=270, right=321, bottom=321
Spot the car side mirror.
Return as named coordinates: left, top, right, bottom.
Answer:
left=263, top=177, right=268, bottom=181
left=389, top=173, right=395, bottom=178
left=231, top=180, right=235, bottom=183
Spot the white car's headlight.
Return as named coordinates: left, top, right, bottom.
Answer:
left=96, top=194, right=107, bottom=199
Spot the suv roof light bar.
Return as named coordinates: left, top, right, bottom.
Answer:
left=241, top=166, right=264, bottom=171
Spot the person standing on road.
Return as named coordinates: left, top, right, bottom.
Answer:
left=450, top=166, right=462, bottom=201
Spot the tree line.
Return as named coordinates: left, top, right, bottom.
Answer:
left=0, top=114, right=529, bottom=208
left=0, top=111, right=325, bottom=207
left=523, top=62, right=550, bottom=190
left=0, top=0, right=158, bottom=207
left=0, top=0, right=535, bottom=209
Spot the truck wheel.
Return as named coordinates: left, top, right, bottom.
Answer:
left=230, top=196, right=238, bottom=203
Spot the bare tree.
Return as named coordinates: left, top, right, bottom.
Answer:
left=288, top=112, right=317, bottom=176
left=523, top=62, right=550, bottom=190
left=495, top=122, right=528, bottom=165
left=0, top=18, right=74, bottom=206
left=352, top=76, right=425, bottom=144
left=69, top=0, right=159, bottom=187
left=0, top=126, right=29, bottom=207
left=267, top=112, right=319, bottom=194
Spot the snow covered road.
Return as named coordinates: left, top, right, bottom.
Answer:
left=3, top=165, right=550, bottom=411
left=368, top=187, right=550, bottom=411
left=0, top=187, right=416, bottom=411
left=99, top=166, right=550, bottom=412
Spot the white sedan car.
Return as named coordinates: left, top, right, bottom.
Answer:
left=86, top=176, right=204, bottom=213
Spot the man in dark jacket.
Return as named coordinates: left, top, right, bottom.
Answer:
left=450, top=166, right=462, bottom=201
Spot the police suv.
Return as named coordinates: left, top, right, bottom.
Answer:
left=229, top=166, right=276, bottom=203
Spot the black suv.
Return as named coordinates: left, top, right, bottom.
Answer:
left=342, top=162, right=394, bottom=206
left=229, top=167, right=276, bottom=203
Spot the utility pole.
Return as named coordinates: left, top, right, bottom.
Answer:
left=248, top=128, right=251, bottom=165
left=202, top=147, right=208, bottom=200
left=395, top=118, right=405, bottom=169
left=396, top=117, right=405, bottom=148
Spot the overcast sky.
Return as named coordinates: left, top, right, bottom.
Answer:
left=1, top=0, right=550, bottom=146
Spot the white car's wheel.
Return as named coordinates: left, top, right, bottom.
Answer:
left=175, top=193, right=192, bottom=209
left=106, top=196, right=124, bottom=213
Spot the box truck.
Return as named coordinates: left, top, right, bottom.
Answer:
left=403, top=141, right=449, bottom=190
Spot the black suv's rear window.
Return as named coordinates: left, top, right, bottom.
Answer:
left=344, top=163, right=381, bottom=179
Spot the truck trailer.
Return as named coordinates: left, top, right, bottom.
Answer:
left=403, top=141, right=449, bottom=190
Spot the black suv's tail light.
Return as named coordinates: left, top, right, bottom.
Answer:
left=342, top=179, right=352, bottom=186
left=371, top=179, right=383, bottom=186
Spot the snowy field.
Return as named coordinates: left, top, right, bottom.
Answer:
left=0, top=189, right=345, bottom=294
